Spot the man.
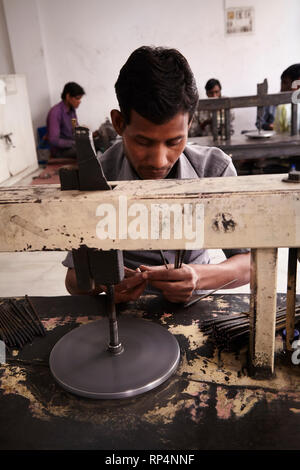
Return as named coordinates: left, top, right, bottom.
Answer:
left=256, top=63, right=300, bottom=132
left=63, top=46, right=250, bottom=303
left=47, top=82, right=85, bottom=158
left=189, top=78, right=234, bottom=137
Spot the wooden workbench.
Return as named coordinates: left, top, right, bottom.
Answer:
left=0, top=174, right=299, bottom=377
left=188, top=134, right=300, bottom=162
left=0, top=293, right=299, bottom=450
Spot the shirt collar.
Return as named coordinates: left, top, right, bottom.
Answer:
left=61, top=100, right=74, bottom=115
left=118, top=146, right=198, bottom=180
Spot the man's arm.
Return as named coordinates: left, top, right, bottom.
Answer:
left=140, top=252, right=250, bottom=303
left=65, top=266, right=147, bottom=302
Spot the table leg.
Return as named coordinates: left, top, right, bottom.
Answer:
left=249, top=248, right=278, bottom=378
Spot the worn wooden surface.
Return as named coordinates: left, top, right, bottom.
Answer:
left=249, top=249, right=278, bottom=377
left=0, top=174, right=300, bottom=251
left=0, top=293, right=299, bottom=450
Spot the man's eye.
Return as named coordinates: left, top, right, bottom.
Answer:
left=136, top=140, right=150, bottom=146
left=168, top=139, right=182, bottom=147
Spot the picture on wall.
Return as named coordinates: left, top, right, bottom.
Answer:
left=225, top=6, right=254, bottom=34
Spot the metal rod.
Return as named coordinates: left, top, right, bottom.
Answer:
left=106, top=285, right=123, bottom=355
left=25, top=296, right=46, bottom=336
left=184, top=279, right=238, bottom=308
left=159, top=250, right=168, bottom=270
left=9, top=300, right=37, bottom=337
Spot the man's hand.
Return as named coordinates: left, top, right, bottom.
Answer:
left=139, top=264, right=198, bottom=303
left=65, top=266, right=147, bottom=302
left=113, top=267, right=147, bottom=303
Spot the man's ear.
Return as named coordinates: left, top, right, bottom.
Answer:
left=110, top=109, right=126, bottom=136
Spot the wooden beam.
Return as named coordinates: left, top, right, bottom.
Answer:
left=0, top=174, right=300, bottom=252
left=197, top=91, right=294, bottom=111
left=249, top=248, right=278, bottom=378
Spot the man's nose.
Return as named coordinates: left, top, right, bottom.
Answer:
left=147, top=144, right=169, bottom=168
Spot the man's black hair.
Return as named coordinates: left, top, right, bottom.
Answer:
left=205, top=78, right=221, bottom=92
left=281, top=64, right=300, bottom=82
left=61, top=82, right=85, bottom=100
left=114, top=46, right=199, bottom=124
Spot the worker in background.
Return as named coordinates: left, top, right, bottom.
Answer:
left=189, top=78, right=234, bottom=138
left=46, top=82, right=85, bottom=158
left=256, top=63, right=300, bottom=132
left=63, top=46, right=250, bottom=303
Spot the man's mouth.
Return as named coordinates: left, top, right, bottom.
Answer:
left=140, top=168, right=170, bottom=179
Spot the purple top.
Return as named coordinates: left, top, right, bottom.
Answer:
left=46, top=101, right=77, bottom=156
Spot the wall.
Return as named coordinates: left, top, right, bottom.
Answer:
left=3, top=0, right=300, bottom=134
left=0, top=0, right=14, bottom=74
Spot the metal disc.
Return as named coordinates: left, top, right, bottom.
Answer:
left=49, top=317, right=180, bottom=399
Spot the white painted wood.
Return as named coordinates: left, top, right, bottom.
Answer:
left=0, top=174, right=299, bottom=252
left=249, top=248, right=278, bottom=376
left=0, top=75, right=38, bottom=185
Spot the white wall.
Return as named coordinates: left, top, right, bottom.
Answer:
left=0, top=0, right=14, bottom=74
left=3, top=0, right=300, bottom=134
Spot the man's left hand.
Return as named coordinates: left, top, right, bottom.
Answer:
left=139, top=264, right=198, bottom=303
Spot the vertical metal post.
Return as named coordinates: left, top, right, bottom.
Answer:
left=106, top=285, right=123, bottom=355
left=212, top=111, right=218, bottom=142
left=291, top=103, right=298, bottom=136
left=225, top=108, right=231, bottom=141
left=249, top=248, right=278, bottom=378
left=286, top=248, right=297, bottom=351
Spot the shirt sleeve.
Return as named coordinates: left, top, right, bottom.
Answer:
left=223, top=248, right=250, bottom=258
left=62, top=251, right=74, bottom=268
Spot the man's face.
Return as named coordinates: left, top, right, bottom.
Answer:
left=66, top=94, right=83, bottom=109
left=206, top=85, right=221, bottom=98
left=111, top=109, right=190, bottom=180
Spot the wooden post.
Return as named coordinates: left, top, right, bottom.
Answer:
left=286, top=248, right=297, bottom=351
left=212, top=111, right=218, bottom=142
left=249, top=248, right=278, bottom=378
left=224, top=108, right=231, bottom=141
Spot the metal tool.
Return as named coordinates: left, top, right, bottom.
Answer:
left=159, top=250, right=169, bottom=269
left=49, top=128, right=180, bottom=399
left=184, top=278, right=238, bottom=308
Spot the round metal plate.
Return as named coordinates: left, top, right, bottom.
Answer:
left=244, top=130, right=275, bottom=139
left=49, top=318, right=180, bottom=399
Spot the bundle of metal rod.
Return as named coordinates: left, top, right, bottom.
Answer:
left=159, top=250, right=169, bottom=270
left=174, top=250, right=186, bottom=269
left=0, top=296, right=46, bottom=348
left=199, top=305, right=300, bottom=351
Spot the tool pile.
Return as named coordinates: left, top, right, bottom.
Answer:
left=0, top=296, right=46, bottom=348
left=199, top=304, right=300, bottom=351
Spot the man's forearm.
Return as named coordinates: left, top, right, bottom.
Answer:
left=65, top=268, right=105, bottom=295
left=191, top=253, right=250, bottom=291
